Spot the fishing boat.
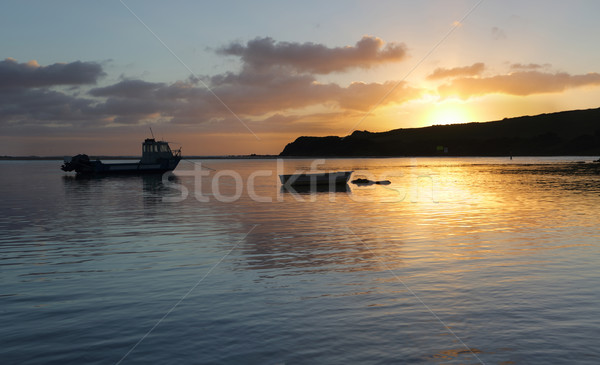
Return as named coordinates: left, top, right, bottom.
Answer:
left=279, top=171, right=353, bottom=186
left=61, top=138, right=181, bottom=175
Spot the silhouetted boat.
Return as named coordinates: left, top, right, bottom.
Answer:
left=280, top=183, right=350, bottom=194
left=279, top=171, right=353, bottom=186
left=61, top=138, right=181, bottom=175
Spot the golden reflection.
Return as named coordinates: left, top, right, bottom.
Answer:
left=348, top=162, right=600, bottom=266
left=179, top=159, right=600, bottom=276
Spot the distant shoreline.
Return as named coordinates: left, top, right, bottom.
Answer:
left=2, top=155, right=599, bottom=161
left=0, top=155, right=279, bottom=161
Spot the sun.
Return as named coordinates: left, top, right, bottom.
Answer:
left=426, top=101, right=473, bottom=125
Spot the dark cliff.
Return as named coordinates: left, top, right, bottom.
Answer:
left=279, top=108, right=600, bottom=156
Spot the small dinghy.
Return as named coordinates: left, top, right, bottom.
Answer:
left=279, top=171, right=353, bottom=186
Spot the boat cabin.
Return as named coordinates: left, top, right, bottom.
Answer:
left=141, top=138, right=178, bottom=164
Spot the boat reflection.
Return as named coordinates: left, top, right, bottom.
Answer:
left=62, top=172, right=180, bottom=205
left=62, top=171, right=177, bottom=183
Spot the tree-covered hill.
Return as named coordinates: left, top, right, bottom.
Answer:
left=279, top=108, right=600, bottom=156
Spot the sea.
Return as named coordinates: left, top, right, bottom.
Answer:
left=2, top=157, right=600, bottom=364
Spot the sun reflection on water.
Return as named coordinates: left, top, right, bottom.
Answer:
left=4, top=159, right=599, bottom=364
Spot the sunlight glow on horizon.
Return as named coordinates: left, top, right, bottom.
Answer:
left=425, top=100, right=474, bottom=126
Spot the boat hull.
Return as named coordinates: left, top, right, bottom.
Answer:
left=63, top=157, right=180, bottom=175
left=279, top=171, right=353, bottom=186
left=91, top=159, right=180, bottom=174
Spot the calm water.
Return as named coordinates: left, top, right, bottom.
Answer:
left=2, top=157, right=600, bottom=364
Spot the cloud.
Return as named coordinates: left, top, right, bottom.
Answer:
left=90, top=80, right=197, bottom=124
left=0, top=87, right=98, bottom=126
left=427, top=62, right=485, bottom=80
left=337, top=81, right=422, bottom=110
left=203, top=111, right=354, bottom=135
left=4, top=51, right=600, bottom=140
left=85, top=69, right=423, bottom=128
left=438, top=71, right=600, bottom=98
left=510, top=63, right=550, bottom=70
left=217, top=36, right=407, bottom=74
left=1, top=36, right=418, bottom=133
left=0, top=58, right=105, bottom=89
left=90, top=79, right=165, bottom=98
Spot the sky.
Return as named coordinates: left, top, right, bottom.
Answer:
left=2, top=0, right=600, bottom=156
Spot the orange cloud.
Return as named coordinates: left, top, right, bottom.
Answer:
left=88, top=66, right=424, bottom=126
left=427, top=62, right=485, bottom=80
left=438, top=71, right=600, bottom=98
left=337, top=81, right=423, bottom=111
